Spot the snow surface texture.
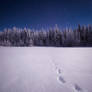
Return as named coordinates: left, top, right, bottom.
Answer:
left=0, top=47, right=92, bottom=92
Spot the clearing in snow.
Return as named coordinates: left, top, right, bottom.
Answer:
left=0, top=47, right=92, bottom=92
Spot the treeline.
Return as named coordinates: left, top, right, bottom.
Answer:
left=0, top=24, right=92, bottom=47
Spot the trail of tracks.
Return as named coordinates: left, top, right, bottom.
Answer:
left=51, top=60, right=88, bottom=92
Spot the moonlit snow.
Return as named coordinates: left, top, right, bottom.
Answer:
left=0, top=47, right=92, bottom=92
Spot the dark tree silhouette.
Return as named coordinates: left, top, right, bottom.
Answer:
left=0, top=25, right=92, bottom=47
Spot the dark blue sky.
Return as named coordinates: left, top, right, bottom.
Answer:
left=0, top=0, right=92, bottom=30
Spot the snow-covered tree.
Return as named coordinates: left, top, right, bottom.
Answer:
left=0, top=25, right=92, bottom=47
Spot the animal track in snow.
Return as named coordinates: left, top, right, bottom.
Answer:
left=57, top=68, right=62, bottom=74
left=51, top=60, right=88, bottom=92
left=51, top=60, right=65, bottom=84
left=72, top=84, right=82, bottom=92
left=57, top=75, right=66, bottom=84
left=72, top=83, right=88, bottom=92
left=56, top=68, right=66, bottom=84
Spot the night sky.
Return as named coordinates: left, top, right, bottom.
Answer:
left=0, top=0, right=92, bottom=30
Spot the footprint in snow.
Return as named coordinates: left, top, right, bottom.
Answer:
left=55, top=67, right=66, bottom=84
left=57, top=75, right=66, bottom=84
left=72, top=83, right=87, bottom=92
left=73, top=84, right=82, bottom=92
left=51, top=60, right=87, bottom=92
left=57, top=68, right=62, bottom=74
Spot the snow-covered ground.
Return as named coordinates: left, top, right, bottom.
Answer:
left=0, top=47, right=92, bottom=92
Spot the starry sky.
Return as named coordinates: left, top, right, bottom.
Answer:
left=0, top=0, right=92, bottom=30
